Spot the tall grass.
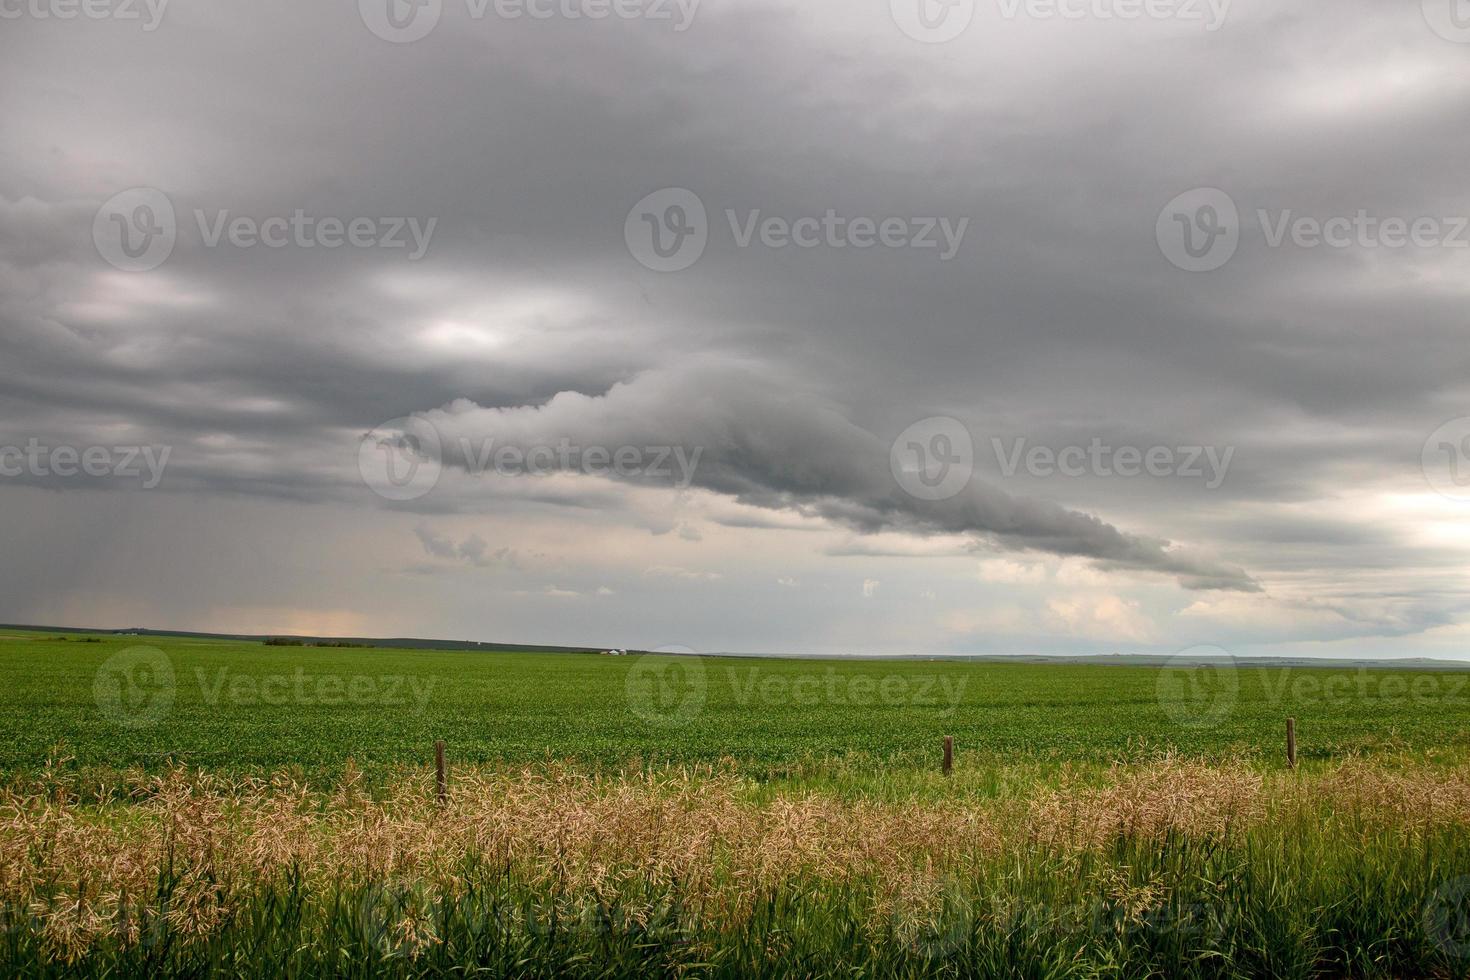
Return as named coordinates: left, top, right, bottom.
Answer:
left=3, top=757, right=1469, bottom=977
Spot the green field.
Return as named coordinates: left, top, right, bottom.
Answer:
left=7, top=629, right=1470, bottom=977
left=4, top=628, right=1470, bottom=778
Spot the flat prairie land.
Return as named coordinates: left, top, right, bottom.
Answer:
left=3, top=629, right=1469, bottom=779
left=4, top=629, right=1470, bottom=977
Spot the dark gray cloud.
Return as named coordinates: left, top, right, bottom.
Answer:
left=1, top=0, right=1468, bottom=654
left=423, top=361, right=1258, bottom=589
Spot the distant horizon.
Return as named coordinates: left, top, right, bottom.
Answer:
left=9, top=621, right=1469, bottom=668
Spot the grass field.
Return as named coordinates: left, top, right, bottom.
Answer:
left=5, top=628, right=1470, bottom=977
left=4, top=629, right=1470, bottom=780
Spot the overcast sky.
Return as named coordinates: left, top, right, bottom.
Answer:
left=2, top=0, right=1469, bottom=658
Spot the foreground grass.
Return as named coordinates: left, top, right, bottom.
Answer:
left=7, top=633, right=1470, bottom=974
left=3, top=758, right=1470, bottom=977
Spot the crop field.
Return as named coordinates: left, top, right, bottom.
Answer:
left=5, top=628, right=1470, bottom=978
left=4, top=629, right=1470, bottom=779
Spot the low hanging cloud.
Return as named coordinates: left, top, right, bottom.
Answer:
left=412, top=523, right=511, bottom=568
left=417, top=362, right=1258, bottom=591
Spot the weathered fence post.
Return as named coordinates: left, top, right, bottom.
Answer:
left=435, top=739, right=448, bottom=803
left=943, top=735, right=954, bottom=777
left=1286, top=718, right=1297, bottom=770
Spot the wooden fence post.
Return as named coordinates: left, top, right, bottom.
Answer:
left=942, top=735, right=954, bottom=777
left=435, top=739, right=448, bottom=803
left=1286, top=718, right=1297, bottom=770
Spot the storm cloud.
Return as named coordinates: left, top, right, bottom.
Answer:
left=420, top=362, right=1259, bottom=590
left=1, top=0, right=1467, bottom=656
